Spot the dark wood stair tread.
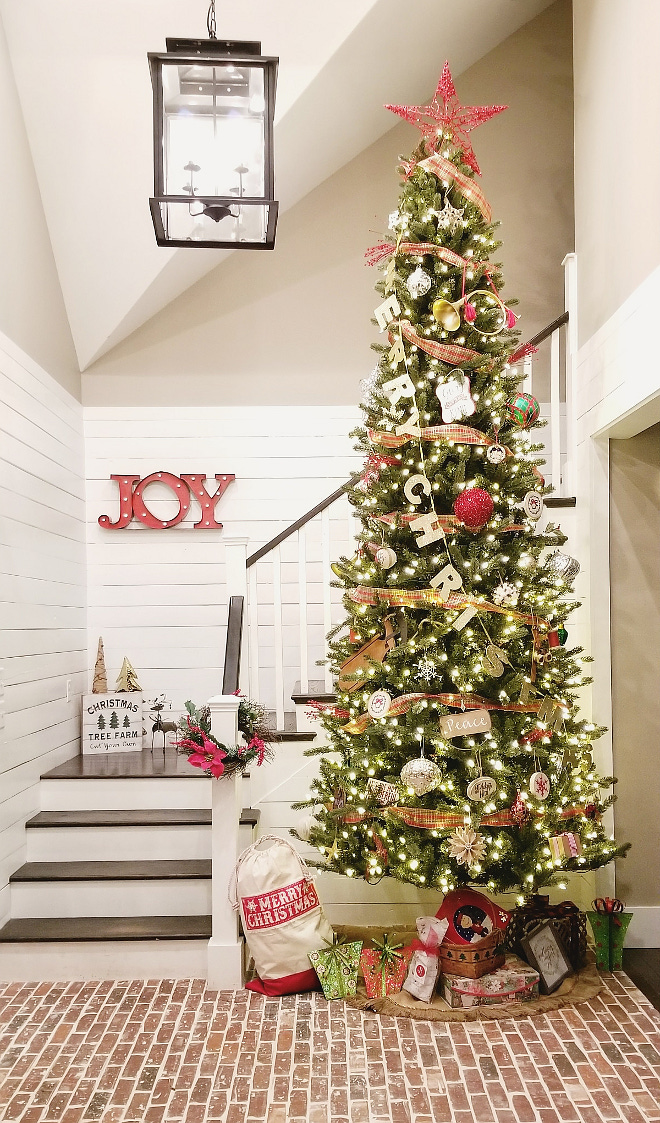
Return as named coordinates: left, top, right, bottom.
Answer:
left=291, top=679, right=336, bottom=705
left=42, top=749, right=208, bottom=780
left=25, top=808, right=260, bottom=828
left=0, top=915, right=212, bottom=943
left=272, top=730, right=316, bottom=742
left=10, top=860, right=212, bottom=882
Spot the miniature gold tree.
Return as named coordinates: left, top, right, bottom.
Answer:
left=116, top=657, right=142, bottom=692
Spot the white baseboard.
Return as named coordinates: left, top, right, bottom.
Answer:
left=624, top=907, right=660, bottom=948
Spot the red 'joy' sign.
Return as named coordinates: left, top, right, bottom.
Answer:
left=98, top=472, right=235, bottom=530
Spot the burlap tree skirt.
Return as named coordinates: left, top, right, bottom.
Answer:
left=334, top=925, right=603, bottom=1022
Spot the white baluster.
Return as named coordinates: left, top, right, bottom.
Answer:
left=321, top=508, right=333, bottom=693
left=550, top=327, right=562, bottom=494
left=522, top=353, right=534, bottom=394
left=272, top=547, right=285, bottom=731
left=298, top=527, right=309, bottom=694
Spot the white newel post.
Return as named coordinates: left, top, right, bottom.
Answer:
left=206, top=694, right=244, bottom=989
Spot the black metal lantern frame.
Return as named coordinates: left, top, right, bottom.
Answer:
left=149, top=38, right=278, bottom=249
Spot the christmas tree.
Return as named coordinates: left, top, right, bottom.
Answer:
left=295, top=63, right=628, bottom=900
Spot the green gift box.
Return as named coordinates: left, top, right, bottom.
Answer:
left=587, top=901, right=633, bottom=971
left=309, top=934, right=363, bottom=999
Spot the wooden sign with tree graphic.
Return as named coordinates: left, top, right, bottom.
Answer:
left=83, top=638, right=143, bottom=754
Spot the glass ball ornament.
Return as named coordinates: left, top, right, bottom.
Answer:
left=375, top=547, right=397, bottom=569
left=453, top=487, right=494, bottom=530
left=547, top=551, right=580, bottom=584
left=406, top=266, right=432, bottom=299
left=504, top=392, right=540, bottom=429
left=400, top=756, right=441, bottom=796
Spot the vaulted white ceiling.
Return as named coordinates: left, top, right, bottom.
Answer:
left=1, top=0, right=552, bottom=370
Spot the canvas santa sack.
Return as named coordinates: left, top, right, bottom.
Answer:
left=230, top=835, right=334, bottom=996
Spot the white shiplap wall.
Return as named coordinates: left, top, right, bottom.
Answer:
left=84, top=407, right=362, bottom=709
left=0, top=331, right=86, bottom=926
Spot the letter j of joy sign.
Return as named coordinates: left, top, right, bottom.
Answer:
left=98, top=472, right=235, bottom=530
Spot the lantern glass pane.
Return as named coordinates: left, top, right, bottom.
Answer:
left=154, top=199, right=273, bottom=245
left=161, top=61, right=266, bottom=200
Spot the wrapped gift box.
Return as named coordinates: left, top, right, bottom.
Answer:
left=360, top=935, right=413, bottom=998
left=309, top=938, right=363, bottom=1000
left=549, top=832, right=582, bottom=862
left=441, top=954, right=540, bottom=1008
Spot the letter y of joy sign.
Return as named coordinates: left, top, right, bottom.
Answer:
left=99, top=472, right=235, bottom=530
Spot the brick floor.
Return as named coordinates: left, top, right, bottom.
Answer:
left=0, top=975, right=659, bottom=1122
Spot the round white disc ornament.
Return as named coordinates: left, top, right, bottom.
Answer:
left=367, top=690, right=392, bottom=719
left=375, top=547, right=397, bottom=569
left=406, top=267, right=432, bottom=299
left=466, top=776, right=497, bottom=801
left=486, top=444, right=507, bottom=465
left=529, top=772, right=551, bottom=800
left=523, top=492, right=544, bottom=520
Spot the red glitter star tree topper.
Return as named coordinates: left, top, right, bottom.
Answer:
left=386, top=60, right=507, bottom=175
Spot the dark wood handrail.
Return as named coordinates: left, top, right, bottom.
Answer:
left=524, top=312, right=568, bottom=351
left=245, top=313, right=571, bottom=568
left=246, top=486, right=346, bottom=567
left=222, top=595, right=244, bottom=693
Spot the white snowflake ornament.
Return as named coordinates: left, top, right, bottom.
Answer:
left=416, top=656, right=436, bottom=682
left=492, top=581, right=519, bottom=607
left=435, top=194, right=465, bottom=234
left=388, top=210, right=402, bottom=231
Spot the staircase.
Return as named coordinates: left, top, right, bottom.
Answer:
left=0, top=748, right=258, bottom=980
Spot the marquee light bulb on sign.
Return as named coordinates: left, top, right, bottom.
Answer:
left=99, top=472, right=235, bottom=529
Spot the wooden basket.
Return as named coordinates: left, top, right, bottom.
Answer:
left=438, top=929, right=505, bottom=979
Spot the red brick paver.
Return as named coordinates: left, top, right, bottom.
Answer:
left=0, top=975, right=659, bottom=1121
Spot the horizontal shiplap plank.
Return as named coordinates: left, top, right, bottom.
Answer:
left=1, top=403, right=83, bottom=474
left=2, top=574, right=86, bottom=608
left=0, top=370, right=83, bottom=450
left=4, top=651, right=87, bottom=688
left=4, top=673, right=86, bottom=717
left=0, top=487, right=85, bottom=543
left=2, top=431, right=86, bottom=500
left=2, top=602, right=86, bottom=631
left=0, top=545, right=87, bottom=587
left=3, top=629, right=87, bottom=659
left=2, top=717, right=81, bottom=776
left=1, top=460, right=86, bottom=522
left=2, top=516, right=87, bottom=564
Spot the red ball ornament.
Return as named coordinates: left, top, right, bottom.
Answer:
left=510, top=792, right=531, bottom=827
left=453, top=487, right=494, bottom=530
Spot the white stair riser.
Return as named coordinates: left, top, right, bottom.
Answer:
left=0, top=939, right=210, bottom=982
left=26, top=825, right=212, bottom=863
left=11, top=878, right=211, bottom=918
left=40, top=777, right=211, bottom=811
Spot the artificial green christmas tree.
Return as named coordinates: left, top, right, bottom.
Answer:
left=294, top=63, right=628, bottom=900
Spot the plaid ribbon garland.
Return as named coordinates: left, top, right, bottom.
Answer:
left=367, top=424, right=545, bottom=485
left=373, top=511, right=527, bottom=535
left=347, top=585, right=549, bottom=628
left=391, top=320, right=485, bottom=366
left=418, top=153, right=493, bottom=224
left=365, top=242, right=489, bottom=272
left=342, top=805, right=589, bottom=830
left=341, top=690, right=543, bottom=735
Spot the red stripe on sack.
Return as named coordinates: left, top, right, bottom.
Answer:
left=245, top=968, right=322, bottom=996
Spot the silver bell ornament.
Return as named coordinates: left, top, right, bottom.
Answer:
left=406, top=266, right=432, bottom=299
left=547, top=551, right=580, bottom=584
left=400, top=756, right=441, bottom=796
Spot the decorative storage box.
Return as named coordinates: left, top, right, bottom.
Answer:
left=438, top=929, right=505, bottom=979
left=441, top=954, right=540, bottom=1008
left=504, top=894, right=587, bottom=970
left=82, top=694, right=143, bottom=754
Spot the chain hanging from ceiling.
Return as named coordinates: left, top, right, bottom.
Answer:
left=207, top=0, right=217, bottom=39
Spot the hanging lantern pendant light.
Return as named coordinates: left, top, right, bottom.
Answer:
left=148, top=0, right=278, bottom=248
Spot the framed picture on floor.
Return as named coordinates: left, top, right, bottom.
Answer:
left=521, top=920, right=574, bottom=994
